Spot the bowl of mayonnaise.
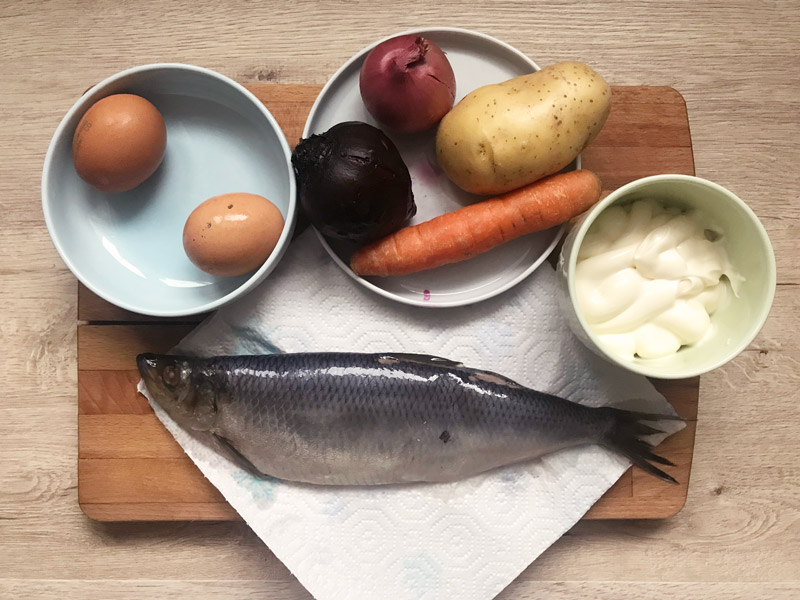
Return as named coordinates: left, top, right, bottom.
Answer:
left=556, top=174, right=775, bottom=379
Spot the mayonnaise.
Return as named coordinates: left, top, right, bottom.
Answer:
left=575, top=199, right=743, bottom=359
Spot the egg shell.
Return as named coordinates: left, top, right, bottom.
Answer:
left=72, top=94, right=167, bottom=193
left=183, top=193, right=285, bottom=277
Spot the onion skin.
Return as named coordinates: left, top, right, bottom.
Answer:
left=359, top=35, right=456, bottom=133
left=291, top=121, right=416, bottom=244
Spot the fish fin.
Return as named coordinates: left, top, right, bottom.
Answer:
left=599, top=407, right=683, bottom=484
left=612, top=407, right=684, bottom=422
left=378, top=353, right=526, bottom=389
left=377, top=353, right=464, bottom=368
left=629, top=422, right=666, bottom=436
left=212, top=433, right=265, bottom=478
left=464, top=369, right=524, bottom=389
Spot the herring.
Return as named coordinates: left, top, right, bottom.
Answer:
left=137, top=352, right=681, bottom=485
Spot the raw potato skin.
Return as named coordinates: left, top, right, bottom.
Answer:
left=436, top=62, right=611, bottom=195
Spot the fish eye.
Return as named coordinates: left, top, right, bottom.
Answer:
left=162, top=366, right=180, bottom=387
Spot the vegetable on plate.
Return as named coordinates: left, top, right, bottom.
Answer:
left=436, top=61, right=611, bottom=195
left=291, top=121, right=416, bottom=244
left=350, top=169, right=602, bottom=277
left=359, top=35, right=456, bottom=133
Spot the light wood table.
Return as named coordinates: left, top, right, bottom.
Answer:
left=2, top=2, right=798, bottom=598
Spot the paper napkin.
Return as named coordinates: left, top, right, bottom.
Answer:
left=139, top=229, right=682, bottom=600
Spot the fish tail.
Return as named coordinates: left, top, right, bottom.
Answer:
left=599, top=407, right=682, bottom=484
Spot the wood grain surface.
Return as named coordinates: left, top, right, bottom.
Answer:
left=76, top=83, right=698, bottom=522
left=3, top=1, right=799, bottom=598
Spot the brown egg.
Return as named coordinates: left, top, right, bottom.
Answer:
left=72, top=94, right=167, bottom=193
left=183, top=193, right=285, bottom=277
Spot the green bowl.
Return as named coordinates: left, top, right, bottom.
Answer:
left=556, top=174, right=776, bottom=379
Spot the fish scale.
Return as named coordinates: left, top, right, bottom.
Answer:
left=137, top=352, right=680, bottom=485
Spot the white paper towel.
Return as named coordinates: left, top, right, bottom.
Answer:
left=138, top=229, right=682, bottom=600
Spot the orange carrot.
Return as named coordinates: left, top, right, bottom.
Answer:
left=350, top=169, right=602, bottom=277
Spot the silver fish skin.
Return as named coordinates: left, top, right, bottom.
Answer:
left=137, top=352, right=679, bottom=485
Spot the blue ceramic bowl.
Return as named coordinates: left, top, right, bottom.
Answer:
left=42, top=63, right=296, bottom=317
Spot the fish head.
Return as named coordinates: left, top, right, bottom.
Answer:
left=137, top=353, right=218, bottom=432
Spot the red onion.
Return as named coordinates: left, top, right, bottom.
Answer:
left=359, top=35, right=456, bottom=133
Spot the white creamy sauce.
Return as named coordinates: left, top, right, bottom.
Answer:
left=575, top=199, right=743, bottom=359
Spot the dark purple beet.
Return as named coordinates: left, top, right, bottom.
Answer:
left=291, top=121, right=416, bottom=244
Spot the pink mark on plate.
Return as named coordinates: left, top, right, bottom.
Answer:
left=414, top=156, right=444, bottom=186
left=423, top=289, right=431, bottom=301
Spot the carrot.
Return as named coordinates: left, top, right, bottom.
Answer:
left=350, top=169, right=602, bottom=277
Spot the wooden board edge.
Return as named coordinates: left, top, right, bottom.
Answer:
left=77, top=484, right=688, bottom=522
left=79, top=282, right=208, bottom=323
left=79, top=501, right=240, bottom=522
left=78, top=323, right=198, bottom=371
left=587, top=487, right=690, bottom=519
left=664, top=417, right=697, bottom=519
left=665, top=86, right=696, bottom=176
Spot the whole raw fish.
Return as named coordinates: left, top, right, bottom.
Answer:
left=137, top=352, right=679, bottom=485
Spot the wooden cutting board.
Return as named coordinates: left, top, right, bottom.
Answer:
left=77, top=84, right=698, bottom=522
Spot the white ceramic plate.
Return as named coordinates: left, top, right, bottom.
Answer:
left=303, top=27, right=574, bottom=308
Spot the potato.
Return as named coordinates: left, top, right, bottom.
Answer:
left=436, top=61, right=611, bottom=195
